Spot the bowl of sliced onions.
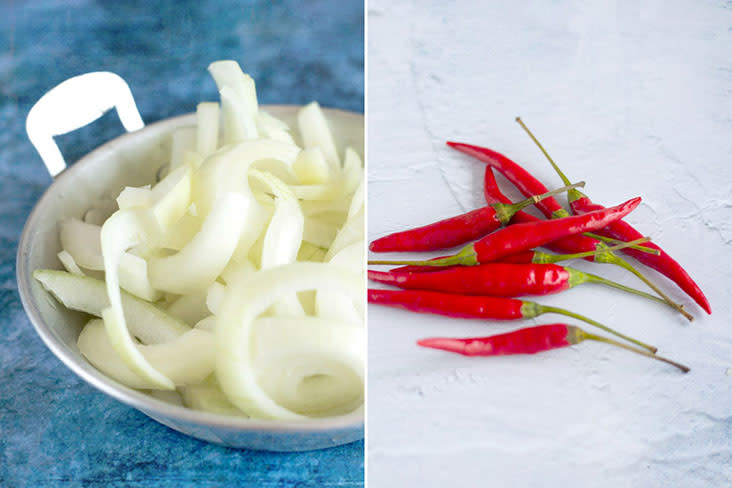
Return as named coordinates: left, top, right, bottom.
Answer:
left=17, top=61, right=364, bottom=451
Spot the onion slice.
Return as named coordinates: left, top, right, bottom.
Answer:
left=101, top=209, right=174, bottom=390
left=216, top=262, right=363, bottom=419
left=78, top=319, right=215, bottom=389
left=34, top=269, right=189, bottom=344
left=148, top=192, right=249, bottom=294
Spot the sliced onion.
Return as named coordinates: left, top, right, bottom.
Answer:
left=253, top=316, right=364, bottom=416
left=297, top=242, right=328, bottom=263
left=316, top=241, right=365, bottom=325
left=170, top=127, right=197, bottom=170
left=297, top=101, right=339, bottom=172
left=326, top=208, right=364, bottom=261
left=101, top=209, right=174, bottom=389
left=57, top=250, right=84, bottom=276
left=257, top=111, right=295, bottom=144
left=209, top=61, right=259, bottom=143
left=60, top=218, right=104, bottom=270
left=78, top=319, right=214, bottom=389
left=206, top=281, right=226, bottom=316
left=166, top=291, right=209, bottom=327
left=250, top=169, right=306, bottom=317
left=303, top=218, right=339, bottom=249
left=181, top=375, right=246, bottom=416
left=342, top=147, right=363, bottom=196
left=293, top=147, right=331, bottom=185
left=59, top=218, right=159, bottom=300
left=148, top=192, right=249, bottom=294
left=117, top=186, right=152, bottom=210
left=38, top=60, right=364, bottom=419
left=196, top=102, right=220, bottom=156
left=216, top=262, right=363, bottom=419
left=34, top=269, right=189, bottom=343
left=251, top=171, right=303, bottom=267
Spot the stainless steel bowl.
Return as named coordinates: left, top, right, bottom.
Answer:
left=17, top=73, right=364, bottom=451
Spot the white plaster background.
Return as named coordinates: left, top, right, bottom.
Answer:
left=367, top=1, right=732, bottom=486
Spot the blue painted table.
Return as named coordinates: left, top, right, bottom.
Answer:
left=0, top=1, right=364, bottom=486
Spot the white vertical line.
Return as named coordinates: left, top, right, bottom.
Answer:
left=363, top=0, right=370, bottom=484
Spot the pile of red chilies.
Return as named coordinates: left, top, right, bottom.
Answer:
left=368, top=119, right=708, bottom=373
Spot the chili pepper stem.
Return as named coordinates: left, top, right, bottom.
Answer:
left=368, top=244, right=478, bottom=267
left=516, top=117, right=572, bottom=186
left=516, top=116, right=588, bottom=207
left=514, top=118, right=690, bottom=319
left=579, top=329, right=690, bottom=373
left=516, top=118, right=659, bottom=256
left=549, top=219, right=658, bottom=255
left=537, top=304, right=658, bottom=353
left=569, top=268, right=667, bottom=305
left=537, top=237, right=652, bottom=264
left=516, top=118, right=707, bottom=315
left=611, top=256, right=694, bottom=322
left=495, top=181, right=586, bottom=224
left=584, top=232, right=659, bottom=255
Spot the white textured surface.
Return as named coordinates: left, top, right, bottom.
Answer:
left=367, top=1, right=732, bottom=486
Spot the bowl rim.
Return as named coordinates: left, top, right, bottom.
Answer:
left=17, top=105, right=365, bottom=434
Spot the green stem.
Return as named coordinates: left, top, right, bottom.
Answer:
left=610, top=255, right=693, bottom=322
left=576, top=270, right=666, bottom=305
left=516, top=117, right=658, bottom=257
left=516, top=116, right=572, bottom=186
left=584, top=232, right=659, bottom=255
left=538, top=304, right=658, bottom=353
left=536, top=237, right=652, bottom=264
left=581, top=330, right=690, bottom=373
left=496, top=181, right=585, bottom=224
left=368, top=245, right=478, bottom=267
left=552, top=215, right=658, bottom=255
left=514, top=117, right=688, bottom=319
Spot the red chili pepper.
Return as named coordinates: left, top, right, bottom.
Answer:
left=449, top=140, right=564, bottom=218
left=513, top=117, right=711, bottom=315
left=482, top=167, right=655, bottom=259
left=483, top=165, right=596, bottom=251
left=421, top=323, right=572, bottom=356
left=368, top=264, right=663, bottom=304
left=392, top=236, right=650, bottom=272
left=572, top=198, right=711, bottom=314
left=465, top=152, right=693, bottom=321
left=369, top=182, right=582, bottom=252
left=417, top=323, right=689, bottom=373
left=370, top=197, right=640, bottom=267
left=457, top=141, right=655, bottom=253
left=368, top=288, right=656, bottom=352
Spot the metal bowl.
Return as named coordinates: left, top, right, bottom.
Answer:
left=16, top=73, right=364, bottom=451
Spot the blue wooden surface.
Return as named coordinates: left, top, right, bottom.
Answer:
left=0, top=1, right=364, bottom=486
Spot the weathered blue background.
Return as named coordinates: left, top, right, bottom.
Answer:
left=0, top=1, right=363, bottom=486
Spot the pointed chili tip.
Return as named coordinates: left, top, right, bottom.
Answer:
left=417, top=337, right=467, bottom=355
left=619, top=196, right=642, bottom=214
left=367, top=269, right=391, bottom=283
left=447, top=141, right=483, bottom=155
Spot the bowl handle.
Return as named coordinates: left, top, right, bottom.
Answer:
left=25, top=72, right=145, bottom=178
